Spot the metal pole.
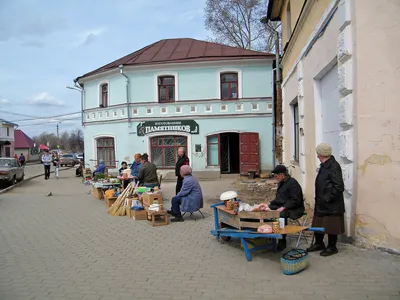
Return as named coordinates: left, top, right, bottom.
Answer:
left=57, top=124, right=59, bottom=139
left=275, top=31, right=280, bottom=85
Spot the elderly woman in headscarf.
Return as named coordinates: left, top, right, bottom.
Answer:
left=93, top=159, right=106, bottom=177
left=168, top=165, right=203, bottom=222
left=307, top=143, right=345, bottom=257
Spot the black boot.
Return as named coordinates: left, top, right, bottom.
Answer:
left=320, top=235, right=338, bottom=257
left=307, top=233, right=326, bottom=252
left=171, top=216, right=184, bottom=222
left=277, top=238, right=287, bottom=252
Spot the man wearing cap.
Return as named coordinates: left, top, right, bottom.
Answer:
left=269, top=165, right=305, bottom=250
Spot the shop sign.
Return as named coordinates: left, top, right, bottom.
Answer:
left=137, top=120, right=199, bottom=136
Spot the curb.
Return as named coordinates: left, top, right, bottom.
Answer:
left=0, top=167, right=72, bottom=195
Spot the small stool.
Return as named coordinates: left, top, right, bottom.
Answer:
left=147, top=210, right=169, bottom=227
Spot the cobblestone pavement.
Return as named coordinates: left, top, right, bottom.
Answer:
left=0, top=171, right=399, bottom=300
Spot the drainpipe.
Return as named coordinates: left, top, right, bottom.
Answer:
left=271, top=67, right=277, bottom=168
left=260, top=17, right=281, bottom=168
left=119, top=65, right=131, bottom=127
left=273, top=30, right=280, bottom=167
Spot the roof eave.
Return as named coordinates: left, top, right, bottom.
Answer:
left=267, top=0, right=284, bottom=21
left=77, top=56, right=274, bottom=83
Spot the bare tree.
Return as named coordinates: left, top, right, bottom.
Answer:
left=68, top=129, right=84, bottom=152
left=204, top=0, right=280, bottom=53
left=33, top=129, right=84, bottom=152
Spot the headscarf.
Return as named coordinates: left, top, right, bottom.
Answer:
left=180, top=165, right=192, bottom=176
left=99, top=159, right=104, bottom=164
left=316, top=143, right=332, bottom=157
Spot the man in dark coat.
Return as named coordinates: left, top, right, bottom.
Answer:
left=175, top=147, right=189, bottom=195
left=137, top=153, right=159, bottom=188
left=268, top=165, right=305, bottom=251
left=307, top=143, right=345, bottom=257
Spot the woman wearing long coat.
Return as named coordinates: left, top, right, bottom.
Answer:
left=307, top=143, right=345, bottom=257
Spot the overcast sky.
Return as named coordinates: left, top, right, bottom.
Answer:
left=0, top=0, right=207, bottom=137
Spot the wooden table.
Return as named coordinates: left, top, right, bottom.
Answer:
left=210, top=202, right=324, bottom=261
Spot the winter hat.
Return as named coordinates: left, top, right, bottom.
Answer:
left=316, top=143, right=332, bottom=157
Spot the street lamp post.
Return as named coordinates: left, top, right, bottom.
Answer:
left=66, top=85, right=84, bottom=126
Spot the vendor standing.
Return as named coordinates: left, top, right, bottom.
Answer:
left=119, top=161, right=130, bottom=189
left=137, top=153, right=159, bottom=188
left=307, top=143, right=345, bottom=257
left=130, top=153, right=142, bottom=182
left=175, top=147, right=189, bottom=195
left=268, top=165, right=305, bottom=251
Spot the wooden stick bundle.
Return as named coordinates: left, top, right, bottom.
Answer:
left=107, top=182, right=136, bottom=216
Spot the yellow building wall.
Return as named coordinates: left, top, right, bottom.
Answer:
left=280, top=0, right=306, bottom=47
left=281, top=0, right=332, bottom=78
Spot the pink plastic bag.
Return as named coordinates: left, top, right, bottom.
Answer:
left=257, top=225, right=273, bottom=234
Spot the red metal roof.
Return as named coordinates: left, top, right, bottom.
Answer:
left=14, top=130, right=35, bottom=149
left=78, top=38, right=274, bottom=79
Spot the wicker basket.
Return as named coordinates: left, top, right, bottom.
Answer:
left=281, top=249, right=308, bottom=275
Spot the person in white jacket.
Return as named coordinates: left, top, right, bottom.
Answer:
left=41, top=150, right=52, bottom=180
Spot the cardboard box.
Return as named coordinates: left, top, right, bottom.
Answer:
left=91, top=186, right=104, bottom=200
left=142, top=193, right=163, bottom=207
left=105, top=196, right=117, bottom=208
left=126, top=207, right=147, bottom=220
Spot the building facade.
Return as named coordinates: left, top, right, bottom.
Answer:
left=267, top=0, right=400, bottom=252
left=14, top=129, right=40, bottom=162
left=76, top=39, right=275, bottom=179
left=0, top=120, right=17, bottom=157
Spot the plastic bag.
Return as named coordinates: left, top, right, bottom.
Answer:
left=257, top=225, right=273, bottom=234
left=239, top=203, right=252, bottom=212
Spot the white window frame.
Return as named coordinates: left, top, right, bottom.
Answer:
left=98, top=80, right=109, bottom=107
left=92, top=134, right=117, bottom=169
left=217, top=68, right=243, bottom=99
left=154, top=72, right=179, bottom=102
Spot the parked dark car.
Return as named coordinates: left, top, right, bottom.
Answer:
left=0, top=158, right=25, bottom=185
left=59, top=154, right=79, bottom=167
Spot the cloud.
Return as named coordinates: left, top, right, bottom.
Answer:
left=0, top=98, right=10, bottom=105
left=27, top=92, right=66, bottom=107
left=0, top=15, right=66, bottom=44
left=21, top=40, right=45, bottom=48
left=73, top=28, right=105, bottom=47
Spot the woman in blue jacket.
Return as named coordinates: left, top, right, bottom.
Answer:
left=168, top=165, right=203, bottom=222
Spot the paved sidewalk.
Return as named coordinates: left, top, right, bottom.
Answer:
left=0, top=173, right=399, bottom=300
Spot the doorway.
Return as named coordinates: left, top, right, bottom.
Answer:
left=220, top=132, right=240, bottom=174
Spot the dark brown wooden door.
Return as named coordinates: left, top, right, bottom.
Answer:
left=239, top=132, right=260, bottom=175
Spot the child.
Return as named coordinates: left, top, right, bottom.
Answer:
left=53, top=152, right=60, bottom=179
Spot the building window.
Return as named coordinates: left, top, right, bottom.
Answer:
left=292, top=102, right=299, bottom=161
left=207, top=135, right=219, bottom=166
left=5, top=147, right=10, bottom=157
left=158, top=76, right=175, bottom=103
left=150, top=136, right=187, bottom=168
left=100, top=84, right=108, bottom=107
left=96, top=137, right=116, bottom=168
left=6, top=127, right=9, bottom=136
left=221, top=73, right=238, bottom=100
